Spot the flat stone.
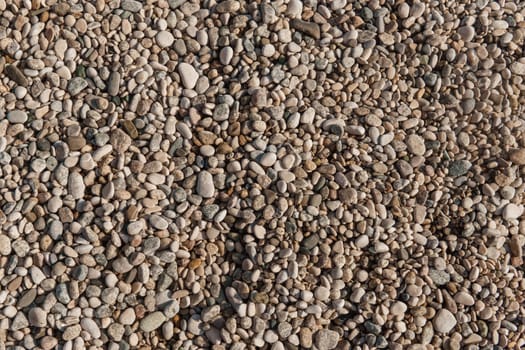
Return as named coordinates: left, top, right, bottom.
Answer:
left=156, top=31, right=174, bottom=48
left=7, top=110, right=28, bottom=123
left=314, top=329, right=339, bottom=350
left=112, top=257, right=133, bottom=274
left=433, top=309, right=457, bottom=333
left=428, top=269, right=450, bottom=285
left=111, top=128, right=132, bottom=153
left=5, top=64, right=28, bottom=86
left=511, top=62, right=525, bottom=75
left=302, top=233, right=319, bottom=250
left=454, top=291, right=475, bottom=306
left=178, top=62, right=198, bottom=89
left=291, top=19, right=321, bottom=39
left=81, top=318, right=101, bottom=338
left=215, top=0, right=240, bottom=13
left=502, top=203, right=523, bottom=220
left=68, top=172, right=85, bottom=199
left=140, top=311, right=166, bottom=332
left=67, top=77, right=88, bottom=96
left=197, top=171, right=215, bottom=198
left=121, top=0, right=142, bottom=12
left=149, top=215, right=169, bottom=230
left=62, top=324, right=82, bottom=341
left=0, top=234, right=12, bottom=255
left=406, top=134, right=426, bottom=155
left=448, top=160, right=471, bottom=177
left=107, top=71, right=120, bottom=96
left=28, top=307, right=47, bottom=327
left=509, top=148, right=525, bottom=165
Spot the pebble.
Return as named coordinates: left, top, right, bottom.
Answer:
left=68, top=172, right=85, bottom=199
left=7, top=110, right=28, bottom=124
left=406, top=134, right=426, bottom=155
left=502, top=203, right=523, bottom=220
left=121, top=0, right=142, bottom=12
left=67, top=77, right=88, bottom=96
left=28, top=308, right=47, bottom=327
left=197, top=171, right=215, bottom=198
left=509, top=148, right=525, bottom=165
left=140, top=312, right=166, bottom=332
left=156, top=31, right=174, bottom=48
left=432, top=309, right=457, bottom=333
left=314, top=329, right=339, bottom=350
left=178, top=63, right=198, bottom=89
left=5, top=64, right=28, bottom=86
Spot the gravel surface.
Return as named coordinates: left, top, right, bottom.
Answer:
left=0, top=0, right=525, bottom=349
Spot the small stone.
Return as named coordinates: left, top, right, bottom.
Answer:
left=0, top=234, right=11, bottom=255
left=40, top=336, right=58, bottom=350
left=287, top=0, right=303, bottom=18
left=111, top=128, right=132, bottom=153
left=156, top=31, right=174, bottom=48
left=67, top=77, right=88, bottom=96
left=68, top=172, right=85, bottom=199
left=511, top=62, right=525, bottom=76
left=428, top=269, right=450, bottom=285
left=509, top=149, right=525, bottom=165
left=178, top=62, right=199, bottom=89
left=314, top=286, right=330, bottom=301
left=433, top=309, right=457, bottom=333
left=454, top=291, right=475, bottom=306
left=201, top=305, right=221, bottom=322
left=119, top=308, right=136, bottom=325
left=107, top=71, right=121, bottom=96
left=502, top=203, right=523, bottom=220
left=291, top=19, right=321, bottom=39
left=406, top=134, right=426, bottom=156
left=62, top=324, right=82, bottom=341
left=149, top=215, right=169, bottom=230
left=121, top=0, right=142, bottom=12
left=112, top=257, right=133, bottom=274
left=121, top=120, right=139, bottom=139
left=7, top=110, right=28, bottom=123
left=81, top=318, right=101, bottom=338
left=140, top=312, right=166, bottom=332
left=28, top=307, right=47, bottom=327
left=5, top=65, right=28, bottom=86
left=390, top=301, right=408, bottom=316
left=302, top=234, right=319, bottom=250
left=197, top=171, right=215, bottom=198
left=314, top=329, right=340, bottom=350
left=448, top=160, right=471, bottom=177
left=11, top=312, right=29, bottom=330
left=215, top=0, right=240, bottom=13
left=458, top=26, right=476, bottom=42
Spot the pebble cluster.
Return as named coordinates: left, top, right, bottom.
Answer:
left=0, top=0, right=525, bottom=349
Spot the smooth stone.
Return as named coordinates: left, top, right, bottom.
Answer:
left=81, top=318, right=101, bottom=338
left=140, top=312, right=166, bottom=332
left=314, top=329, right=339, bottom=350
left=448, top=160, right=471, bottom=177
left=390, top=301, right=408, bottom=316
left=67, top=77, right=88, bottom=96
left=428, top=269, right=450, bottom=285
left=291, top=19, right=321, bottom=39
left=28, top=307, right=47, bottom=327
left=259, top=153, right=277, bottom=167
left=509, top=148, right=525, bottom=165
left=220, top=46, right=234, bottom=65
left=149, top=215, right=169, bottom=230
left=0, top=235, right=11, bottom=255
left=197, top=171, right=215, bottom=198
left=121, top=0, right=142, bottom=12
left=68, top=172, right=85, bottom=199
left=178, top=63, right=198, bottom=89
left=156, top=31, right=174, bottom=48
left=406, top=134, right=425, bottom=155
left=5, top=65, right=28, bottom=86
left=7, top=110, right=28, bottom=123
left=458, top=26, right=475, bottom=41
left=107, top=71, right=121, bottom=96
left=454, top=291, right=475, bottom=306
left=502, top=203, right=523, bottom=220
left=433, top=309, right=457, bottom=333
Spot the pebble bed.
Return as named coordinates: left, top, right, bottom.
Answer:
left=0, top=0, right=525, bottom=349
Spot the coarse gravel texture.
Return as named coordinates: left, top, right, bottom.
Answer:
left=0, top=0, right=525, bottom=350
